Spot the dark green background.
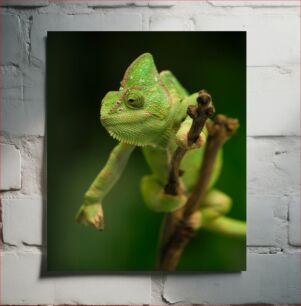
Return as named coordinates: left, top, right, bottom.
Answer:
left=47, top=32, right=246, bottom=272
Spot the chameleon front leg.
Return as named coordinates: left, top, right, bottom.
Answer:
left=75, top=142, right=135, bottom=230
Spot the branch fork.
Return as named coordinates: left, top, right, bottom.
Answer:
left=157, top=90, right=240, bottom=271
left=164, top=90, right=215, bottom=196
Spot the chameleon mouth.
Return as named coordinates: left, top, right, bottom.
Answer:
left=101, top=114, right=153, bottom=146
left=100, top=110, right=166, bottom=147
left=101, top=111, right=152, bottom=127
left=106, top=128, right=148, bottom=146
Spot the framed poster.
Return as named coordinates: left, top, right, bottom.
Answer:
left=47, top=32, right=246, bottom=272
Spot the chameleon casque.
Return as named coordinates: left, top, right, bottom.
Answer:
left=75, top=52, right=240, bottom=235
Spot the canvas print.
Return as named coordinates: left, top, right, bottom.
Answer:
left=47, top=32, right=246, bottom=272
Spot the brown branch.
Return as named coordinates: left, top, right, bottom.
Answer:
left=164, top=90, right=214, bottom=196
left=163, top=147, right=187, bottom=195
left=156, top=90, right=215, bottom=269
left=184, top=115, right=239, bottom=218
left=158, top=114, right=239, bottom=271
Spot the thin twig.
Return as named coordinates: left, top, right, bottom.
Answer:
left=184, top=115, right=239, bottom=218
left=158, top=114, right=239, bottom=271
left=164, top=147, right=187, bottom=195
left=164, top=90, right=214, bottom=196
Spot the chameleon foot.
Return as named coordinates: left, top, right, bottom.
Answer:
left=141, top=175, right=187, bottom=212
left=75, top=203, right=104, bottom=230
left=200, top=189, right=232, bottom=224
left=188, top=210, right=202, bottom=230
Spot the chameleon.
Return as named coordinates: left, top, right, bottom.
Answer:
left=75, top=53, right=245, bottom=237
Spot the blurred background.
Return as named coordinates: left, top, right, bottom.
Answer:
left=47, top=32, right=246, bottom=272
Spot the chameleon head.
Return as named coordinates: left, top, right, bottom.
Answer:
left=100, top=53, right=173, bottom=147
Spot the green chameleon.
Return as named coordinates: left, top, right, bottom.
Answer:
left=75, top=53, right=245, bottom=237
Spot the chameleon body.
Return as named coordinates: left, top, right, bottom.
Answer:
left=76, top=53, right=244, bottom=236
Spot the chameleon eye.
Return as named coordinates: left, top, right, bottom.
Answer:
left=125, top=90, right=145, bottom=109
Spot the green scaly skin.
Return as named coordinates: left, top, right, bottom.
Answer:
left=75, top=53, right=246, bottom=237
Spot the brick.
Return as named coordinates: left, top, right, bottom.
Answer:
left=247, top=137, right=299, bottom=196
left=1, top=65, right=26, bottom=136
left=87, top=1, right=136, bottom=7
left=148, top=1, right=175, bottom=7
left=86, top=0, right=174, bottom=7
left=31, top=13, right=142, bottom=65
left=247, top=195, right=287, bottom=246
left=248, top=66, right=299, bottom=136
left=2, top=65, right=45, bottom=136
left=149, top=15, right=194, bottom=31
left=288, top=193, right=300, bottom=246
left=2, top=251, right=151, bottom=304
left=2, top=97, right=24, bottom=136
left=86, top=0, right=161, bottom=7
left=20, top=137, right=44, bottom=196
left=22, top=66, right=46, bottom=136
left=247, top=196, right=278, bottom=246
left=2, top=198, right=43, bottom=245
left=1, top=32, right=45, bottom=137
left=0, top=143, right=21, bottom=191
left=84, top=0, right=158, bottom=7
left=207, top=0, right=300, bottom=7
left=0, top=66, right=22, bottom=102
left=193, top=10, right=299, bottom=67
left=272, top=139, right=300, bottom=185
left=102, top=12, right=142, bottom=30
left=2, top=13, right=23, bottom=65
left=38, top=3, right=94, bottom=15
left=163, top=253, right=300, bottom=304
left=0, top=0, right=49, bottom=6
left=2, top=97, right=45, bottom=136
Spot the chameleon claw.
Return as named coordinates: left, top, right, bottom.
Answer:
left=75, top=203, right=104, bottom=230
left=176, top=125, right=206, bottom=149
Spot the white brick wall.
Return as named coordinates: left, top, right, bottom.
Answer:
left=289, top=193, right=301, bottom=246
left=2, top=198, right=43, bottom=245
left=0, top=0, right=299, bottom=304
left=247, top=195, right=287, bottom=246
left=2, top=251, right=150, bottom=304
left=0, top=143, right=21, bottom=190
left=248, top=66, right=300, bottom=136
left=2, top=13, right=24, bottom=65
left=0, top=0, right=49, bottom=6
left=163, top=253, right=300, bottom=304
left=149, top=15, right=194, bottom=30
